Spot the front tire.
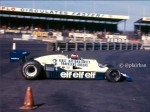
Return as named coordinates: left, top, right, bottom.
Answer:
left=106, top=68, right=122, bottom=82
left=21, top=61, right=43, bottom=80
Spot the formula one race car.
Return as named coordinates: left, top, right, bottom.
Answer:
left=9, top=43, right=132, bottom=82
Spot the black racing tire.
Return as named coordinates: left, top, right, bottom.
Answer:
left=105, top=68, right=122, bottom=82
left=21, top=61, right=43, bottom=80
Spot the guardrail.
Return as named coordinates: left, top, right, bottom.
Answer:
left=0, top=34, right=146, bottom=51
left=51, top=41, right=141, bottom=51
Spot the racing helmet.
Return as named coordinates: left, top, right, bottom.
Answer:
left=71, top=54, right=79, bottom=59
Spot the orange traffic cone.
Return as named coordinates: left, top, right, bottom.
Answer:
left=19, top=86, right=38, bottom=110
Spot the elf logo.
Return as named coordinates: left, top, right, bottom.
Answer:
left=60, top=72, right=96, bottom=79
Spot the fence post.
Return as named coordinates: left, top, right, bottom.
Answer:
left=99, top=42, right=102, bottom=50
left=119, top=39, right=122, bottom=50
left=55, top=41, right=58, bottom=51
left=92, top=42, right=95, bottom=51
left=65, top=42, right=68, bottom=51
left=84, top=42, right=87, bottom=51
left=107, top=42, right=109, bottom=50
left=125, top=39, right=128, bottom=50
left=131, top=43, right=134, bottom=50
left=136, top=43, right=139, bottom=50
left=75, top=42, right=78, bottom=51
left=113, top=42, right=116, bottom=50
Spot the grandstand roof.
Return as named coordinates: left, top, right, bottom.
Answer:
left=0, top=6, right=129, bottom=23
left=135, top=17, right=150, bottom=24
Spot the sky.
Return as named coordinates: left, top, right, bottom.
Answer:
left=1, top=0, right=150, bottom=31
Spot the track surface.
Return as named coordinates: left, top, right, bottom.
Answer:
left=0, top=39, right=150, bottom=112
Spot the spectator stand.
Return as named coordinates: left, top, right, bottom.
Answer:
left=0, top=6, right=141, bottom=51
left=0, top=6, right=129, bottom=41
left=134, top=17, right=150, bottom=50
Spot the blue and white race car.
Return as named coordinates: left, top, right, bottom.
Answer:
left=9, top=44, right=132, bottom=82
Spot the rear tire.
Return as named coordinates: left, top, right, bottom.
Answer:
left=106, top=68, right=122, bottom=82
left=21, top=61, right=43, bottom=80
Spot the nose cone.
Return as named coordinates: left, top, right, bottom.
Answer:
left=121, top=73, right=133, bottom=82
left=125, top=76, right=133, bottom=82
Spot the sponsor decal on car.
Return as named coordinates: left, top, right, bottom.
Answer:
left=11, top=58, right=20, bottom=60
left=60, top=72, right=96, bottom=79
left=59, top=59, right=90, bottom=67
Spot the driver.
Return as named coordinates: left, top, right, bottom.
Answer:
left=71, top=54, right=79, bottom=59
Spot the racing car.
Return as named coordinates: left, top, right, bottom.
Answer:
left=9, top=43, right=132, bottom=82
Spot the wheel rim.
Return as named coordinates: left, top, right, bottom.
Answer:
left=109, top=71, right=120, bottom=81
left=25, top=65, right=37, bottom=77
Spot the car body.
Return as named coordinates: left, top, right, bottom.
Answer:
left=9, top=49, right=132, bottom=82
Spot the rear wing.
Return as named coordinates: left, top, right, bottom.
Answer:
left=9, top=43, right=30, bottom=63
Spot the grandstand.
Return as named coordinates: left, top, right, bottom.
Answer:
left=134, top=17, right=150, bottom=36
left=0, top=6, right=129, bottom=34
left=0, top=6, right=143, bottom=51
left=134, top=17, right=150, bottom=50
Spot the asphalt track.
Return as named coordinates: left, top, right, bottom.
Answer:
left=0, top=38, right=150, bottom=112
